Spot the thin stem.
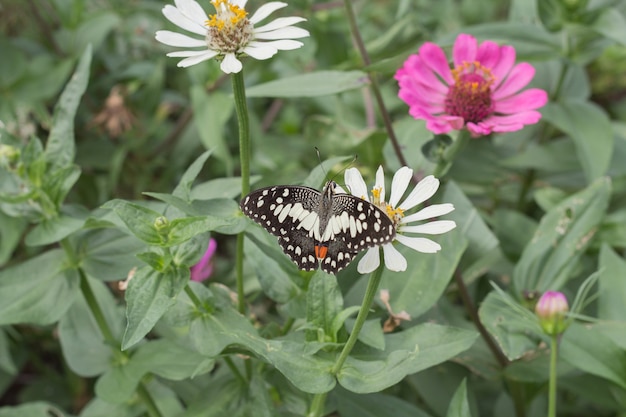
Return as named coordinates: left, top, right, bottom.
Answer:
left=137, top=381, right=164, bottom=417
left=342, top=0, right=409, bottom=170
left=223, top=357, right=247, bottom=385
left=78, top=268, right=117, bottom=346
left=232, top=70, right=251, bottom=315
left=307, top=392, right=328, bottom=417
left=184, top=284, right=205, bottom=312
left=331, top=262, right=384, bottom=374
left=548, top=334, right=558, bottom=417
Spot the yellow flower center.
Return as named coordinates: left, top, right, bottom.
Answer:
left=371, top=187, right=382, bottom=206
left=444, top=60, right=495, bottom=123
left=204, top=0, right=253, bottom=53
left=370, top=186, right=404, bottom=225
left=385, top=205, right=404, bottom=224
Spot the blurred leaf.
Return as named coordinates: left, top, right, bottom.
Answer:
left=190, top=88, right=233, bottom=175
left=0, top=40, right=27, bottom=88
left=501, top=138, right=580, bottom=172
left=307, top=272, right=343, bottom=342
left=0, top=329, right=16, bottom=375
left=0, top=403, right=66, bottom=417
left=489, top=209, right=537, bottom=260
left=513, top=177, right=611, bottom=292
left=542, top=100, right=613, bottom=182
left=596, top=209, right=626, bottom=248
left=560, top=322, right=626, bottom=390
left=597, top=245, right=626, bottom=321
left=45, top=45, right=92, bottom=168
left=191, top=176, right=261, bottom=200
left=302, top=156, right=352, bottom=189
left=102, top=200, right=162, bottom=245
left=246, top=71, right=369, bottom=98
left=25, top=204, right=89, bottom=246
left=338, top=324, right=478, bottom=393
left=446, top=379, right=471, bottom=417
left=172, top=150, right=212, bottom=201
left=591, top=7, right=626, bottom=46
left=378, top=230, right=467, bottom=319
left=0, top=249, right=79, bottom=326
left=336, top=390, right=432, bottom=417
left=0, top=211, right=27, bottom=265
left=59, top=278, right=122, bottom=377
left=167, top=216, right=235, bottom=246
left=122, top=265, right=189, bottom=350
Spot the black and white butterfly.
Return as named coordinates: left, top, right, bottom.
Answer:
left=240, top=181, right=396, bottom=274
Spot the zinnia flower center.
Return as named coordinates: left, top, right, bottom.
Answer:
left=444, top=61, right=495, bottom=124
left=385, top=205, right=404, bottom=225
left=205, top=0, right=253, bottom=53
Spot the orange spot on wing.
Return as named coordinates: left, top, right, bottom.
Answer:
left=315, top=245, right=328, bottom=259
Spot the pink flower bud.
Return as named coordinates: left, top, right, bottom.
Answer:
left=535, top=291, right=569, bottom=335
left=190, top=238, right=217, bottom=282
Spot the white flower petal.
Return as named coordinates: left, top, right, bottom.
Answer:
left=388, top=167, right=413, bottom=208
left=334, top=184, right=348, bottom=194
left=167, top=49, right=218, bottom=58
left=243, top=44, right=277, bottom=60
left=254, top=26, right=310, bottom=40
left=156, top=30, right=206, bottom=48
left=163, top=4, right=206, bottom=35
left=233, top=0, right=247, bottom=8
left=401, top=220, right=457, bottom=234
left=382, top=244, right=407, bottom=271
left=344, top=168, right=369, bottom=200
left=398, top=175, right=440, bottom=211
left=247, top=39, right=303, bottom=51
left=174, top=0, right=209, bottom=23
left=357, top=247, right=380, bottom=274
left=401, top=203, right=455, bottom=223
left=375, top=166, right=385, bottom=204
left=254, top=17, right=306, bottom=33
left=395, top=234, right=441, bottom=253
left=249, top=2, right=287, bottom=24
left=177, top=51, right=220, bottom=67
left=220, top=53, right=243, bottom=73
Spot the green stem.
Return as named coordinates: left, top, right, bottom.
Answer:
left=433, top=129, right=471, bottom=178
left=548, top=334, right=558, bottom=417
left=232, top=69, right=250, bottom=315
left=78, top=269, right=117, bottom=346
left=342, top=0, right=409, bottom=170
left=307, top=392, right=328, bottom=417
left=223, top=356, right=247, bottom=385
left=137, top=381, right=163, bottom=417
left=331, top=262, right=384, bottom=375
left=184, top=284, right=205, bottom=312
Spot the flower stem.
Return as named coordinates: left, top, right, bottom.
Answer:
left=137, top=381, right=163, bottom=417
left=331, top=262, right=384, bottom=374
left=307, top=392, right=328, bottom=417
left=231, top=69, right=250, bottom=315
left=433, top=129, right=471, bottom=178
left=548, top=334, right=559, bottom=417
left=342, top=0, right=409, bottom=170
left=184, top=284, right=205, bottom=312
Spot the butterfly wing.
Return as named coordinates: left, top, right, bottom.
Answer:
left=240, top=185, right=323, bottom=270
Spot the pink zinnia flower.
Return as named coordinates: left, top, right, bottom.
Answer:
left=395, top=33, right=548, bottom=137
left=190, top=238, right=217, bottom=282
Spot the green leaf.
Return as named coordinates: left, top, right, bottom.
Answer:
left=45, top=45, right=92, bottom=168
left=302, top=156, right=352, bottom=188
left=0, top=40, right=27, bottom=87
left=245, top=71, right=369, bottom=98
left=172, top=150, right=212, bottom=201
left=336, top=390, right=433, bottom=417
left=591, top=7, right=626, bottom=46
left=191, top=175, right=261, bottom=200
left=512, top=177, right=611, bottom=292
left=167, top=216, right=235, bottom=246
left=598, top=245, right=626, bottom=321
left=122, top=266, right=189, bottom=350
left=337, top=324, right=478, bottom=393
left=0, top=403, right=66, bottom=417
left=43, top=164, right=81, bottom=208
left=377, top=230, right=467, bottom=319
left=501, top=138, right=580, bottom=172
left=478, top=289, right=542, bottom=360
left=0, top=329, right=17, bottom=374
left=541, top=100, right=613, bottom=182
left=446, top=379, right=472, bottom=417
left=190, top=88, right=233, bottom=175
left=25, top=204, right=89, bottom=246
left=0, top=249, right=79, bottom=325
left=0, top=211, right=27, bottom=265
left=307, top=272, right=343, bottom=342
left=560, top=322, right=626, bottom=389
left=58, top=278, right=122, bottom=377
left=102, top=200, right=162, bottom=245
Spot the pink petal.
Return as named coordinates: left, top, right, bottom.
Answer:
left=396, top=55, right=450, bottom=93
left=475, top=40, right=501, bottom=68
left=492, top=62, right=536, bottom=100
left=481, top=111, right=544, bottom=132
left=418, top=43, right=454, bottom=85
left=466, top=122, right=493, bottom=137
left=494, top=88, right=548, bottom=113
left=453, top=34, right=478, bottom=66
left=491, top=45, right=516, bottom=89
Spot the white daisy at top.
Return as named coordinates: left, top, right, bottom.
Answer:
left=344, top=166, right=457, bottom=273
left=155, top=0, right=309, bottom=74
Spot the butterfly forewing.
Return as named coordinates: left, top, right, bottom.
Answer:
left=240, top=182, right=396, bottom=274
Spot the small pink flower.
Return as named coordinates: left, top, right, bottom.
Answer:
left=190, top=238, right=217, bottom=282
left=535, top=291, right=569, bottom=336
left=395, top=33, right=548, bottom=137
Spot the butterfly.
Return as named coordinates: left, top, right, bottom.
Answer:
left=240, top=181, right=396, bottom=274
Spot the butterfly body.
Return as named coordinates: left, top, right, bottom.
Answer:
left=240, top=181, right=396, bottom=274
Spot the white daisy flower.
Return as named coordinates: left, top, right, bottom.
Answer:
left=344, top=166, right=457, bottom=273
left=155, top=0, right=309, bottom=73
